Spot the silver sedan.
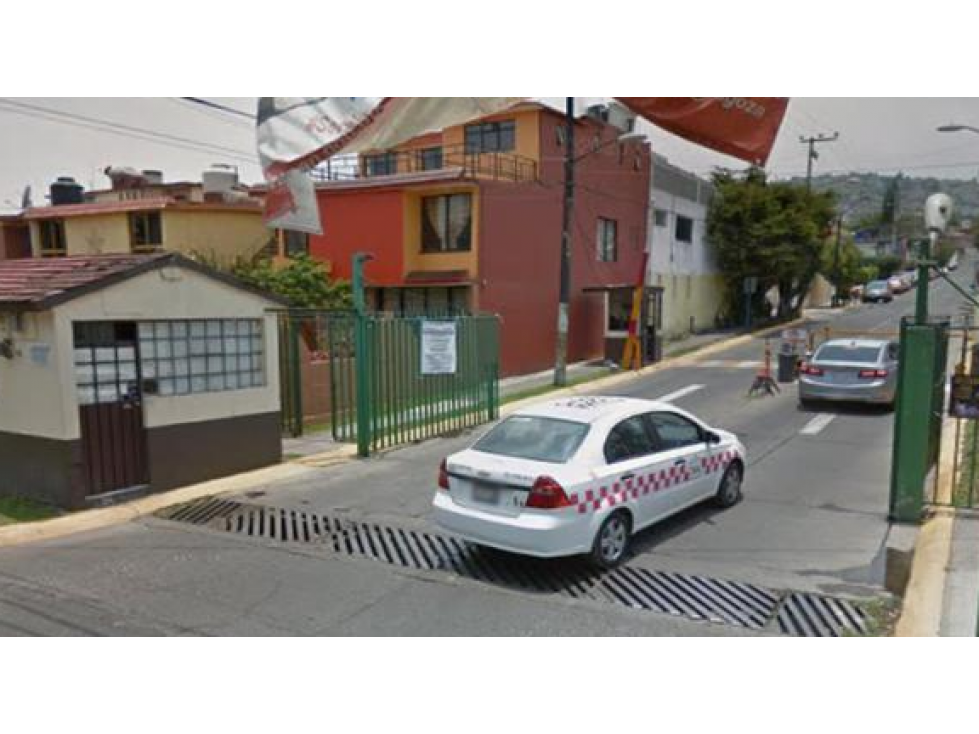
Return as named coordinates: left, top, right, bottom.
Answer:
left=799, top=339, right=899, bottom=408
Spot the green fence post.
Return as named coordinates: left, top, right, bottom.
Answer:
left=352, top=253, right=373, bottom=458
left=890, top=319, right=948, bottom=523
left=284, top=314, right=304, bottom=438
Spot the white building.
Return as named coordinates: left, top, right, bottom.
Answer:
left=0, top=253, right=284, bottom=509
left=647, top=155, right=724, bottom=340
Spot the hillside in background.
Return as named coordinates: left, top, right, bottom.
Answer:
left=787, top=173, right=979, bottom=225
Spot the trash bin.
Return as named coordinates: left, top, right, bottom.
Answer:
left=778, top=347, right=798, bottom=384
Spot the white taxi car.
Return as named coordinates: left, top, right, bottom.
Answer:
left=433, top=396, right=746, bottom=568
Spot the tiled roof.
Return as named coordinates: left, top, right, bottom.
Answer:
left=23, top=199, right=172, bottom=219
left=0, top=254, right=171, bottom=309
left=23, top=197, right=263, bottom=220
left=0, top=253, right=287, bottom=311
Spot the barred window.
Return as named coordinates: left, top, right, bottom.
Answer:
left=138, top=319, right=264, bottom=397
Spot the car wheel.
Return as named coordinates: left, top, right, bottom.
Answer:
left=714, top=462, right=744, bottom=509
left=800, top=398, right=816, bottom=411
left=590, top=511, right=631, bottom=569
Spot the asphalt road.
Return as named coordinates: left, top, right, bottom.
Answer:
left=0, top=257, right=974, bottom=636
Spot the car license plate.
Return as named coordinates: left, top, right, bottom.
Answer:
left=472, top=483, right=499, bottom=505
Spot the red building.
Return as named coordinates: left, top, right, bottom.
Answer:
left=305, top=102, right=651, bottom=377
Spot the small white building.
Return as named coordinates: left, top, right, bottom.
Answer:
left=0, top=253, right=284, bottom=509
left=647, top=155, right=724, bottom=340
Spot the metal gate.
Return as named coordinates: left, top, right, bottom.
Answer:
left=279, top=311, right=500, bottom=456
left=935, top=318, right=979, bottom=511
left=73, top=322, right=149, bottom=497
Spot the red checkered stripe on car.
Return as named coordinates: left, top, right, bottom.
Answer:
left=701, top=450, right=738, bottom=475
left=567, top=450, right=739, bottom=516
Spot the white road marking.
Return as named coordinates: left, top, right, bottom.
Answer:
left=658, top=385, right=705, bottom=403
left=737, top=361, right=763, bottom=369
left=801, top=413, right=836, bottom=436
left=698, top=360, right=726, bottom=368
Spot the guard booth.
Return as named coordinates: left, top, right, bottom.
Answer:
left=584, top=285, right=663, bottom=366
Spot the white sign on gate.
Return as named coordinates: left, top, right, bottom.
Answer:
left=421, top=321, right=458, bottom=375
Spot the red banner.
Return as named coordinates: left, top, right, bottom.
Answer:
left=616, top=97, right=789, bottom=166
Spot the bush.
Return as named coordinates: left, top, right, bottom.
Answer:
left=232, top=255, right=353, bottom=310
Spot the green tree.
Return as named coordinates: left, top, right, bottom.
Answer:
left=707, top=167, right=836, bottom=321
left=820, top=235, right=864, bottom=294
left=232, top=255, right=353, bottom=310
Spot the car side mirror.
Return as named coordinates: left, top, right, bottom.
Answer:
left=704, top=430, right=721, bottom=445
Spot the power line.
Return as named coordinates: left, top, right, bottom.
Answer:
left=171, top=98, right=254, bottom=130
left=179, top=97, right=255, bottom=120
left=0, top=98, right=257, bottom=164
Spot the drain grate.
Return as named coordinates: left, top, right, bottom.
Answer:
left=597, top=567, right=779, bottom=629
left=776, top=592, right=869, bottom=637
left=157, top=497, right=869, bottom=636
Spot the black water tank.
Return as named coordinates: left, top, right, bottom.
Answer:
left=50, top=177, right=84, bottom=206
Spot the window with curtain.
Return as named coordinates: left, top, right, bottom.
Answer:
left=597, top=218, right=618, bottom=263
left=421, top=193, right=472, bottom=252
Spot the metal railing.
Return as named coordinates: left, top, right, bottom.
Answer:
left=279, top=310, right=500, bottom=454
left=309, top=144, right=538, bottom=184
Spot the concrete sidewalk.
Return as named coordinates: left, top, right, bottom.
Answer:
left=498, top=330, right=739, bottom=400
left=940, top=513, right=979, bottom=636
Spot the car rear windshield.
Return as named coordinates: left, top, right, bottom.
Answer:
left=473, top=416, right=590, bottom=464
left=868, top=281, right=888, bottom=289
left=816, top=345, right=883, bottom=364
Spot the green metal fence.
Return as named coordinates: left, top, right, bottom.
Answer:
left=353, top=314, right=499, bottom=455
left=278, top=311, right=357, bottom=439
left=279, top=310, right=500, bottom=455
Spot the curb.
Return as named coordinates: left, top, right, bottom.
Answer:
left=894, top=414, right=961, bottom=636
left=895, top=509, right=956, bottom=637
left=0, top=317, right=804, bottom=549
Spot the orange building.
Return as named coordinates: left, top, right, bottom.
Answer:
left=305, top=102, right=652, bottom=377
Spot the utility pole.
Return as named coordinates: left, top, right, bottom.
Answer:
left=800, top=132, right=840, bottom=191
left=554, top=96, right=575, bottom=387
left=833, top=215, right=844, bottom=307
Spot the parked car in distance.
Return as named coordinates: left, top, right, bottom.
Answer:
left=799, top=339, right=899, bottom=409
left=863, top=280, right=893, bottom=303
left=901, top=270, right=918, bottom=287
left=888, top=275, right=908, bottom=294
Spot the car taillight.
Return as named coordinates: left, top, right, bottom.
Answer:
left=801, top=363, right=824, bottom=376
left=859, top=369, right=889, bottom=379
left=526, top=476, right=574, bottom=510
left=438, top=459, right=450, bottom=491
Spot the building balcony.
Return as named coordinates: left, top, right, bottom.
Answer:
left=310, top=144, right=538, bottom=185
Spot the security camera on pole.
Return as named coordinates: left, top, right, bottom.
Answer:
left=889, top=193, right=955, bottom=524
left=917, top=193, right=954, bottom=324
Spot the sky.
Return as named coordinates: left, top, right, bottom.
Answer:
left=3, top=97, right=979, bottom=213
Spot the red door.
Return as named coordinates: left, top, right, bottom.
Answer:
left=74, top=322, right=149, bottom=497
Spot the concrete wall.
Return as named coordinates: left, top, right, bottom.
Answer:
left=163, top=210, right=271, bottom=265
left=0, top=311, right=71, bottom=440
